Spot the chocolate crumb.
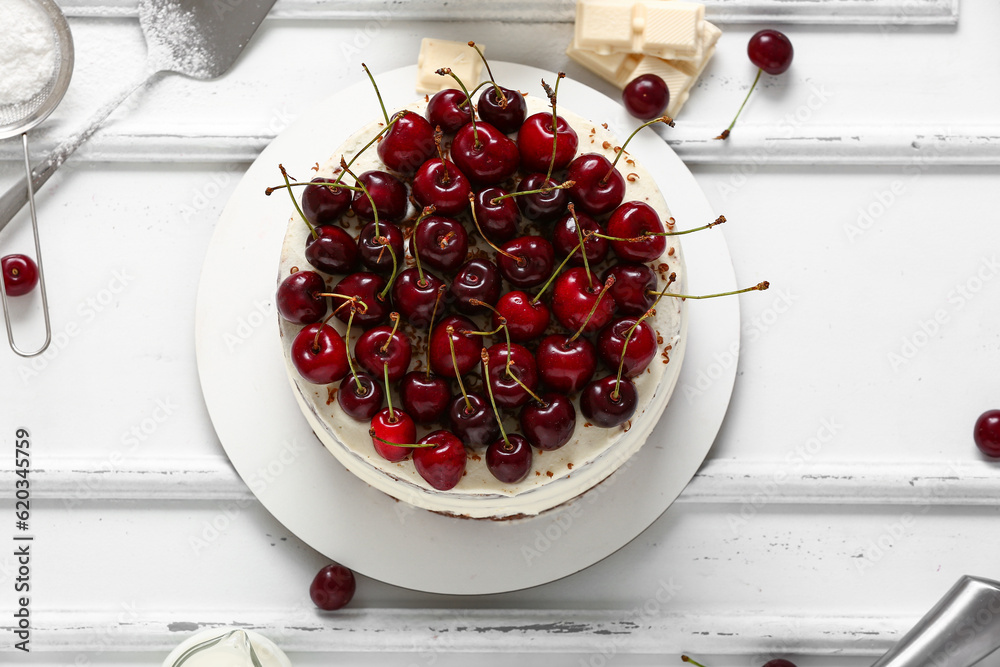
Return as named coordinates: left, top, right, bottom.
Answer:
left=546, top=471, right=554, bottom=477
left=568, top=463, right=574, bottom=469
left=668, top=247, right=675, bottom=256
left=601, top=123, right=609, bottom=129
left=290, top=266, right=299, bottom=274
left=627, top=172, right=639, bottom=182
left=326, top=387, right=338, bottom=405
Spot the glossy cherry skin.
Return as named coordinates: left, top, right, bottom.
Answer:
left=606, top=201, right=667, bottom=263
left=482, top=342, right=539, bottom=409
left=350, top=170, right=408, bottom=223
left=749, top=29, right=794, bottom=75
left=493, top=290, right=550, bottom=342
left=411, top=159, right=472, bottom=217
left=515, top=173, right=568, bottom=223
left=310, top=563, right=356, bottom=611
left=552, top=209, right=608, bottom=266
left=426, top=89, right=473, bottom=133
left=519, top=393, right=576, bottom=451
left=761, top=660, right=797, bottom=667
left=451, top=121, right=520, bottom=186
left=377, top=110, right=436, bottom=175
left=1, top=254, right=39, bottom=297
left=580, top=375, right=637, bottom=428
left=974, top=410, right=1000, bottom=458
left=370, top=408, right=416, bottom=462
left=399, top=371, right=451, bottom=425
left=305, top=225, right=359, bottom=275
left=290, top=324, right=350, bottom=385
left=603, top=263, right=658, bottom=316
left=277, top=270, right=327, bottom=324
left=622, top=74, right=670, bottom=120
left=478, top=86, right=527, bottom=134
left=551, top=267, right=614, bottom=334
left=473, top=187, right=520, bottom=243
left=301, top=177, right=352, bottom=225
left=357, top=220, right=404, bottom=274
left=332, top=272, right=390, bottom=327
left=497, top=235, right=554, bottom=289
left=486, top=434, right=533, bottom=484
left=428, top=314, right=483, bottom=378
left=354, top=323, right=412, bottom=383
left=448, top=392, right=500, bottom=448
left=566, top=153, right=626, bottom=216
left=535, top=334, right=597, bottom=395
left=337, top=371, right=384, bottom=421
left=450, top=258, right=502, bottom=316
left=597, top=317, right=657, bottom=377
left=410, top=215, right=469, bottom=274
left=413, top=430, right=467, bottom=491
left=390, top=268, right=445, bottom=328
left=517, top=112, right=579, bottom=173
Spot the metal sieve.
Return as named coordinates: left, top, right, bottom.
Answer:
left=0, top=0, right=74, bottom=357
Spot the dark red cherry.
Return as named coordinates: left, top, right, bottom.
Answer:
left=497, top=235, right=554, bottom=289
left=410, top=215, right=469, bottom=274
left=448, top=392, right=500, bottom=448
left=482, top=342, right=538, bottom=409
left=332, top=272, right=390, bottom=327
left=411, top=159, right=472, bottom=217
left=974, top=409, right=1000, bottom=458
left=535, top=334, right=597, bottom=395
left=517, top=112, right=578, bottom=173
left=552, top=209, right=608, bottom=266
left=390, top=268, right=444, bottom=328
left=337, top=371, right=384, bottom=421
left=580, top=375, right=637, bottom=428
left=310, top=563, right=355, bottom=611
left=290, top=323, right=349, bottom=385
left=377, top=110, right=436, bottom=175
left=428, top=314, right=483, bottom=378
left=450, top=258, right=501, bottom=316
left=351, top=170, right=407, bottom=223
left=477, top=86, right=527, bottom=134
left=622, top=74, right=670, bottom=120
left=566, top=153, right=625, bottom=216
left=486, top=434, right=533, bottom=484
left=277, top=270, right=327, bottom=324
left=413, top=430, right=467, bottom=490
left=451, top=121, right=520, bottom=186
left=301, top=177, right=352, bottom=225
left=305, top=225, right=359, bottom=275
left=602, top=263, right=658, bottom=316
left=519, top=393, right=576, bottom=451
left=1, top=254, right=39, bottom=297
left=426, top=89, right=473, bottom=133
left=514, top=173, right=568, bottom=223
left=597, top=317, right=657, bottom=377
left=761, top=660, right=797, bottom=667
left=749, top=29, right=794, bottom=75
left=493, top=290, right=550, bottom=342
left=355, top=323, right=412, bottom=383
left=551, top=267, right=614, bottom=334
left=399, top=371, right=451, bottom=425
left=370, top=408, right=416, bottom=462
left=606, top=201, right=667, bottom=263
left=473, top=187, right=520, bottom=243
left=357, top=221, right=404, bottom=274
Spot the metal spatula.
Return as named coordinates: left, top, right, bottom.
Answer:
left=0, top=0, right=277, bottom=232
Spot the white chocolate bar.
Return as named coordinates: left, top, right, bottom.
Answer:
left=415, top=38, right=484, bottom=94
left=574, top=0, right=706, bottom=61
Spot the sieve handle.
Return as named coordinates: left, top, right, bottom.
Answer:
left=0, top=159, right=56, bottom=234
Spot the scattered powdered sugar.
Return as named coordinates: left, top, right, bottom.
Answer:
left=138, top=1, right=217, bottom=79
left=0, top=0, right=58, bottom=106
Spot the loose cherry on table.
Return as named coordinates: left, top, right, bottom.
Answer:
left=357, top=221, right=403, bottom=274
left=301, top=177, right=352, bottom=225
left=535, top=333, right=597, bottom=395
left=716, top=29, right=794, bottom=140
left=580, top=374, right=638, bottom=428
left=974, top=409, right=1000, bottom=458
left=399, top=371, right=451, bottom=425
left=310, top=563, right=356, bottom=611
left=426, top=88, right=473, bottom=133
left=277, top=270, right=328, bottom=324
left=305, top=224, right=359, bottom=275
left=413, top=430, right=468, bottom=490
left=1, top=254, right=39, bottom=297
left=370, top=407, right=416, bottom=462
left=290, top=323, right=349, bottom=385
left=622, top=74, right=670, bottom=121
left=519, top=392, right=576, bottom=451
left=350, top=170, right=408, bottom=223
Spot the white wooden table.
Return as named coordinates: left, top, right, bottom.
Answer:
left=2, top=1, right=1000, bottom=665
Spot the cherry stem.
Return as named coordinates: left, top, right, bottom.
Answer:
left=340, top=158, right=380, bottom=236
left=604, top=115, right=674, bottom=183
left=368, top=429, right=436, bottom=449
left=460, top=323, right=506, bottom=337
left=437, top=67, right=479, bottom=148
left=380, top=312, right=401, bottom=354
left=424, top=286, right=446, bottom=379
left=507, top=365, right=546, bottom=406
left=568, top=203, right=592, bottom=288
left=344, top=306, right=364, bottom=396
left=468, top=192, right=520, bottom=262
left=377, top=236, right=397, bottom=300
left=411, top=205, right=436, bottom=285
left=361, top=62, right=391, bottom=126
left=311, top=311, right=338, bottom=353
left=446, top=325, right=472, bottom=413
left=432, top=126, right=451, bottom=183
left=543, top=72, right=566, bottom=182
left=568, top=275, right=615, bottom=343
left=264, top=180, right=362, bottom=196
left=316, top=293, right=368, bottom=313
left=468, top=41, right=507, bottom=107
left=491, top=180, right=574, bottom=206
left=480, top=349, right=509, bottom=446
left=594, top=215, right=724, bottom=243
left=680, top=657, right=707, bottom=667
left=647, top=281, right=770, bottom=300
left=716, top=67, right=761, bottom=140
left=332, top=114, right=399, bottom=187
left=278, top=165, right=317, bottom=240
left=382, top=362, right=395, bottom=422
left=531, top=232, right=588, bottom=305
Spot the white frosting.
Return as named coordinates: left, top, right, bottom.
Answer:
left=277, top=96, right=686, bottom=520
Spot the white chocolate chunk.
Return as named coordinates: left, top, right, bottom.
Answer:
left=415, top=38, right=484, bottom=94
left=575, top=0, right=706, bottom=61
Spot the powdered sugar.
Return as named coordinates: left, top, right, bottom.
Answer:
left=0, top=0, right=58, bottom=106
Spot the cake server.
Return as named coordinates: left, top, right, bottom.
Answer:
left=0, top=0, right=277, bottom=233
